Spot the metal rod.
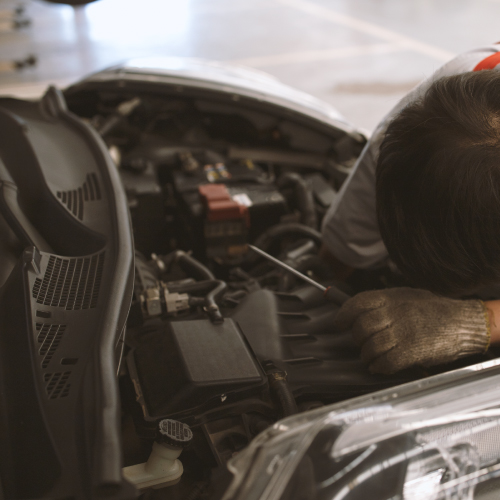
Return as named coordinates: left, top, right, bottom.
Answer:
left=248, top=244, right=326, bottom=292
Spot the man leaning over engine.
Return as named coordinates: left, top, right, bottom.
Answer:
left=322, top=45, right=500, bottom=374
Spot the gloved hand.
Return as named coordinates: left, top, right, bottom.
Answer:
left=333, top=287, right=490, bottom=374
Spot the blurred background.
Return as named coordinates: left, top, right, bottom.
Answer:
left=1, top=0, right=500, bottom=132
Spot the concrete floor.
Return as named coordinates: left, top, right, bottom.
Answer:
left=1, top=0, right=500, bottom=131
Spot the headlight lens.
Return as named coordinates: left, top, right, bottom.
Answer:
left=223, top=359, right=500, bottom=500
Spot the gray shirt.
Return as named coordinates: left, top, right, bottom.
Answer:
left=321, top=46, right=500, bottom=269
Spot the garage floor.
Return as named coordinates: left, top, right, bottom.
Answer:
left=0, top=0, right=499, bottom=132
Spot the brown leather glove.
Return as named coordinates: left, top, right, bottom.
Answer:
left=333, top=287, right=490, bottom=374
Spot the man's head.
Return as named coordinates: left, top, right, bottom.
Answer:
left=377, top=70, right=500, bottom=295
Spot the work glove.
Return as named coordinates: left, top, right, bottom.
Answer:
left=333, top=287, right=490, bottom=374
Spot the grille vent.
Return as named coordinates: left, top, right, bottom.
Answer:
left=56, top=173, right=101, bottom=220
left=32, top=252, right=105, bottom=310
left=36, top=323, right=66, bottom=368
left=44, top=372, right=71, bottom=399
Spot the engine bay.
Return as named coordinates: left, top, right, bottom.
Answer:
left=0, top=65, right=499, bottom=500
left=59, top=78, right=469, bottom=498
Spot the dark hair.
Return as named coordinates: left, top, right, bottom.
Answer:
left=376, top=70, right=500, bottom=295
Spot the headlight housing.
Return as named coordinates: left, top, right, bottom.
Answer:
left=223, top=358, right=500, bottom=500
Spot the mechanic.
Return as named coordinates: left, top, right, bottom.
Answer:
left=322, top=45, right=500, bottom=375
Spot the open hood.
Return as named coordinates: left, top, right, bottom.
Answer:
left=1, top=59, right=497, bottom=500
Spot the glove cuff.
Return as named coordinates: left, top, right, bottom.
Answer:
left=454, top=300, right=491, bottom=357
left=480, top=300, right=491, bottom=354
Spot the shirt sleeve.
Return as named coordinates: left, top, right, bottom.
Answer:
left=321, top=46, right=500, bottom=269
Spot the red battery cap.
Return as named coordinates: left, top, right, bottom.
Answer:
left=198, top=184, right=249, bottom=225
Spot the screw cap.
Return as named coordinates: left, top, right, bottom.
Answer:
left=157, top=419, right=193, bottom=448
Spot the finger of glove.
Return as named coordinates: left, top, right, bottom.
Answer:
left=368, top=347, right=412, bottom=375
left=359, top=327, right=398, bottom=364
left=351, top=307, right=393, bottom=345
left=333, top=291, right=387, bottom=332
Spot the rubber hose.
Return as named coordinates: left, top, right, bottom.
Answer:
left=269, top=375, right=298, bottom=417
left=174, top=250, right=215, bottom=281
left=223, top=289, right=247, bottom=302
left=278, top=172, right=317, bottom=229
left=168, top=279, right=226, bottom=323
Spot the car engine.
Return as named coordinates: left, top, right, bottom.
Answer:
left=1, top=69, right=496, bottom=500
left=60, top=79, right=433, bottom=498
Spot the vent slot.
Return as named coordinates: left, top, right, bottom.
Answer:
left=60, top=358, right=78, bottom=365
left=44, top=372, right=71, bottom=399
left=36, top=323, right=66, bottom=369
left=32, top=252, right=105, bottom=310
left=56, top=173, right=101, bottom=220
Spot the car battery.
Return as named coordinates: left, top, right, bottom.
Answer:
left=226, top=184, right=287, bottom=240
left=172, top=160, right=288, bottom=258
left=198, top=184, right=249, bottom=258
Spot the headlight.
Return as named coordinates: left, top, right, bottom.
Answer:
left=223, top=358, right=500, bottom=500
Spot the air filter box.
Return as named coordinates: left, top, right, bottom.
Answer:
left=128, top=318, right=266, bottom=420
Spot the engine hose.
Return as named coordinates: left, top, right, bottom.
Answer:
left=223, top=289, right=248, bottom=302
left=268, top=372, right=298, bottom=417
left=188, top=297, right=205, bottom=307
left=173, top=250, right=215, bottom=281
left=168, top=279, right=226, bottom=323
left=249, top=223, right=323, bottom=264
left=278, top=172, right=318, bottom=229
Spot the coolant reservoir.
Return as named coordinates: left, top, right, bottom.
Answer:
left=123, top=419, right=193, bottom=490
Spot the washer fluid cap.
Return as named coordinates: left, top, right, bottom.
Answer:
left=158, top=419, right=193, bottom=448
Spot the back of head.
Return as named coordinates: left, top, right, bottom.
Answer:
left=377, top=70, right=500, bottom=295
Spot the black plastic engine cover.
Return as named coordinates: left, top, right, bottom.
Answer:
left=129, top=286, right=415, bottom=425
left=231, top=287, right=415, bottom=401
left=129, top=318, right=266, bottom=420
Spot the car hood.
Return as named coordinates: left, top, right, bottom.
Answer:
left=74, top=56, right=365, bottom=139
